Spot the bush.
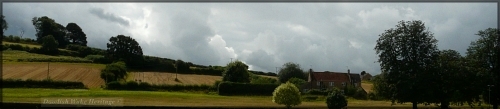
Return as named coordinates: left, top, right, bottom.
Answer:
left=218, top=82, right=279, bottom=96
left=66, top=44, right=92, bottom=57
left=2, top=78, right=86, bottom=89
left=250, top=74, right=278, bottom=84
left=101, top=62, right=127, bottom=83
left=305, top=89, right=331, bottom=96
left=353, top=88, right=368, bottom=100
left=222, top=60, right=250, bottom=83
left=326, top=88, right=348, bottom=109
left=272, top=82, right=302, bottom=108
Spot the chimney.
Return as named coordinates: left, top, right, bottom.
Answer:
left=348, top=69, right=350, bottom=74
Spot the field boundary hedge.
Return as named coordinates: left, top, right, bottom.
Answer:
left=217, top=82, right=279, bottom=96
left=2, top=79, right=87, bottom=89
left=105, top=81, right=215, bottom=92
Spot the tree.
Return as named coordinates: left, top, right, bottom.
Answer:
left=222, top=60, right=250, bottom=83
left=100, top=62, right=127, bottom=83
left=287, top=77, right=306, bottom=90
left=106, top=35, right=144, bottom=69
left=32, top=16, right=69, bottom=48
left=2, top=15, right=8, bottom=33
left=40, top=35, right=59, bottom=55
left=66, top=23, right=87, bottom=46
left=361, top=71, right=366, bottom=75
left=175, top=59, right=191, bottom=73
left=371, top=72, right=394, bottom=100
left=272, top=82, right=302, bottom=109
left=326, top=87, right=348, bottom=109
left=374, top=20, right=440, bottom=109
left=466, top=28, right=499, bottom=109
left=278, top=62, right=306, bottom=83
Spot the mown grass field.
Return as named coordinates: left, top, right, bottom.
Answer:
left=2, top=50, right=90, bottom=62
left=2, top=41, right=71, bottom=51
left=2, top=62, right=106, bottom=88
left=4, top=88, right=487, bottom=108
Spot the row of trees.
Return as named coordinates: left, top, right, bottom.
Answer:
left=373, top=20, right=499, bottom=109
left=32, top=16, right=87, bottom=47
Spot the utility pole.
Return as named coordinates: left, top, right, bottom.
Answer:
left=47, top=62, right=50, bottom=80
left=488, top=85, right=494, bottom=108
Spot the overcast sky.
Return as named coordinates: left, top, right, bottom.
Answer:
left=2, top=3, right=497, bottom=75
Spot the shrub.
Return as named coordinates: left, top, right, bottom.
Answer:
left=100, top=62, right=127, bottom=83
left=272, top=82, right=302, bottom=108
left=344, top=85, right=358, bottom=96
left=250, top=74, right=278, bottom=84
left=326, top=88, right=348, bottom=109
left=40, top=35, right=59, bottom=55
left=2, top=79, right=86, bottom=89
left=353, top=88, right=368, bottom=100
left=305, top=89, right=331, bottom=96
left=66, top=44, right=92, bottom=57
left=218, top=82, right=279, bottom=96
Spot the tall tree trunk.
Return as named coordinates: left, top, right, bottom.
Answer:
left=441, top=101, right=449, bottom=109
left=412, top=102, right=417, bottom=109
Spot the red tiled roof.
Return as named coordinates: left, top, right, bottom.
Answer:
left=310, top=72, right=350, bottom=82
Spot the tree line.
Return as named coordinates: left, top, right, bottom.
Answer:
left=373, top=20, right=499, bottom=109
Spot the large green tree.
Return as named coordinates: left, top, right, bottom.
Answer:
left=374, top=20, right=440, bottom=109
left=66, top=23, right=87, bottom=46
left=40, top=35, right=59, bottom=55
left=106, top=35, right=144, bottom=69
left=278, top=62, right=306, bottom=83
left=222, top=60, right=250, bottom=83
left=32, top=16, right=69, bottom=48
left=466, top=28, right=499, bottom=109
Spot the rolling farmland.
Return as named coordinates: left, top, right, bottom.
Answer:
left=129, top=72, right=222, bottom=85
left=2, top=62, right=106, bottom=88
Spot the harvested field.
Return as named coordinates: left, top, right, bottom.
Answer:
left=2, top=62, right=106, bottom=88
left=129, top=72, right=222, bottom=85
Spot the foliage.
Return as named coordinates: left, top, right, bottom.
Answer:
left=361, top=71, right=366, bottom=75
left=371, top=72, right=393, bottom=100
left=100, top=62, right=127, bottom=83
left=2, top=78, right=86, bottom=89
left=353, top=87, right=368, bottom=100
left=222, top=60, right=250, bottom=83
left=32, top=16, right=69, bottom=48
left=2, top=15, right=7, bottom=32
left=272, top=82, right=302, bottom=108
left=374, top=20, right=439, bottom=108
left=278, top=62, right=306, bottom=83
left=305, top=89, right=331, bottom=96
left=66, top=44, right=92, bottom=57
left=344, top=85, right=358, bottom=97
left=190, top=67, right=225, bottom=76
left=106, top=35, right=144, bottom=69
left=466, top=28, right=500, bottom=108
left=175, top=59, right=191, bottom=73
left=326, top=87, right=348, bottom=109
left=250, top=74, right=278, bottom=84
left=85, top=55, right=112, bottom=64
left=65, top=23, right=87, bottom=46
left=40, top=35, right=59, bottom=55
left=287, top=77, right=306, bottom=89
left=218, top=82, right=279, bottom=96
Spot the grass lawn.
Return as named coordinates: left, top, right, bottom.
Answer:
left=4, top=88, right=486, bottom=108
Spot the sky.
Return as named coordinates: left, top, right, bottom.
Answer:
left=2, top=3, right=498, bottom=75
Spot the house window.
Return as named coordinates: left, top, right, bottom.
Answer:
left=330, top=82, right=334, bottom=86
left=317, top=82, right=320, bottom=86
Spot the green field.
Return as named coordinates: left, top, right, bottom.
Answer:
left=2, top=50, right=90, bottom=62
left=2, top=41, right=71, bottom=51
left=4, top=88, right=485, bottom=108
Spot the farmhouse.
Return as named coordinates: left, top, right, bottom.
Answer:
left=301, top=69, right=362, bottom=92
left=361, top=73, right=373, bottom=81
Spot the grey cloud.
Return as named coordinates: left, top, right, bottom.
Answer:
left=89, top=8, right=130, bottom=26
